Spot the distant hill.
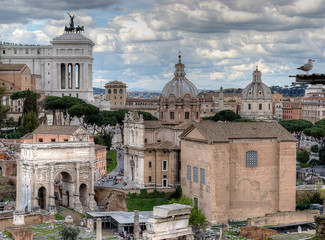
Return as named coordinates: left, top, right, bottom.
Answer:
left=93, top=87, right=105, bottom=95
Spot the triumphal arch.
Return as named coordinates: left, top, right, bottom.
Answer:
left=14, top=141, right=97, bottom=225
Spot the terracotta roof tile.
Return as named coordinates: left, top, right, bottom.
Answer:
left=32, top=125, right=87, bottom=135
left=0, top=64, right=26, bottom=71
left=145, top=141, right=180, bottom=150
left=181, top=121, right=296, bottom=143
left=144, top=120, right=163, bottom=129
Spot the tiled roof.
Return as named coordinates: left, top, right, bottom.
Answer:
left=144, top=120, right=163, bottom=129
left=145, top=141, right=180, bottom=150
left=95, top=144, right=107, bottom=150
left=180, top=120, right=296, bottom=143
left=172, top=121, right=193, bottom=130
left=32, top=125, right=86, bottom=135
left=0, top=64, right=26, bottom=71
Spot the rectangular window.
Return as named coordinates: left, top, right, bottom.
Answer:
left=149, top=161, right=152, bottom=168
left=187, top=165, right=191, bottom=181
left=39, top=138, right=43, bottom=142
left=64, top=139, right=68, bottom=142
left=170, top=112, right=174, bottom=119
left=193, top=166, right=198, bottom=182
left=148, top=176, right=152, bottom=182
left=162, top=160, right=167, bottom=171
left=200, top=168, right=205, bottom=184
left=259, top=104, right=262, bottom=110
left=51, top=139, right=56, bottom=142
left=185, top=112, right=189, bottom=119
left=246, top=151, right=258, bottom=167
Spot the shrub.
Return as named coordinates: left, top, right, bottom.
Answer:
left=59, top=225, right=80, bottom=240
left=311, top=145, right=319, bottom=153
left=297, top=150, right=309, bottom=164
left=170, top=186, right=182, bottom=200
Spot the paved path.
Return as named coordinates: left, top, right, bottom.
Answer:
left=57, top=206, right=84, bottom=226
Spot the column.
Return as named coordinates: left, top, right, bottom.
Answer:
left=134, top=210, right=139, bottom=240
left=48, top=164, right=56, bottom=214
left=73, top=163, right=82, bottom=212
left=96, top=218, right=102, bottom=240
left=32, top=165, right=40, bottom=212
left=57, top=63, right=61, bottom=89
left=72, top=64, right=76, bottom=89
left=13, top=159, right=25, bottom=225
left=88, top=161, right=98, bottom=211
left=65, top=63, right=69, bottom=91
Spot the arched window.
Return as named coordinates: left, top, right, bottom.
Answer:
left=248, top=103, right=251, bottom=110
left=114, top=89, right=117, bottom=94
left=246, top=151, right=257, bottom=167
left=119, top=89, right=123, bottom=94
left=259, top=103, right=262, bottom=110
left=108, top=89, right=111, bottom=94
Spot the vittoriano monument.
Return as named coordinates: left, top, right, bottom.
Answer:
left=65, top=12, right=84, bottom=33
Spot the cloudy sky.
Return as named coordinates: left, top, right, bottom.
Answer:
left=1, top=0, right=324, bottom=91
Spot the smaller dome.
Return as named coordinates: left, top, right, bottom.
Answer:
left=242, top=67, right=271, bottom=100
left=161, top=55, right=199, bottom=98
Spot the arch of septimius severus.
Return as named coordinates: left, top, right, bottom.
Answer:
left=14, top=141, right=98, bottom=225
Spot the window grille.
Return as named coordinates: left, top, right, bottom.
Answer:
left=200, top=168, right=205, bottom=184
left=246, top=151, right=257, bottom=167
left=193, top=167, right=198, bottom=182
left=187, top=165, right=191, bottom=181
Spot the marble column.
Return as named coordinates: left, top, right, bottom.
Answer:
left=73, top=163, right=82, bottom=212
left=32, top=165, right=40, bottom=212
left=65, top=63, right=69, bottom=91
left=13, top=160, right=25, bottom=225
left=48, top=164, right=56, bottom=214
left=88, top=161, right=98, bottom=211
left=72, top=64, right=76, bottom=89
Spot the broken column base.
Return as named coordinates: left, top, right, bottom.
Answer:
left=13, top=211, right=25, bottom=226
left=73, top=201, right=83, bottom=213
left=88, top=201, right=98, bottom=211
left=48, top=204, right=57, bottom=215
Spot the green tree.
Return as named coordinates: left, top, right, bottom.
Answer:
left=20, top=111, right=38, bottom=133
left=59, top=225, right=80, bottom=240
left=0, top=86, right=10, bottom=127
left=297, top=150, right=310, bottom=164
left=210, top=110, right=241, bottom=122
left=280, top=119, right=313, bottom=149
left=68, top=103, right=99, bottom=128
left=10, top=89, right=41, bottom=115
left=137, top=111, right=158, bottom=120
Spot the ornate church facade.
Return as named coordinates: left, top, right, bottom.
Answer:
left=0, top=15, right=94, bottom=102
left=123, top=56, right=201, bottom=188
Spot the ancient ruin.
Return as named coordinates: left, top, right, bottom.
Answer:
left=14, top=141, right=98, bottom=225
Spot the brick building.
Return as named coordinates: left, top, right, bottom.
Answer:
left=180, top=121, right=296, bottom=224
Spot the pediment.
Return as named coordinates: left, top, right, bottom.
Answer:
left=183, top=127, right=206, bottom=141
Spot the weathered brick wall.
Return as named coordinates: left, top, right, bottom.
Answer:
left=240, top=226, right=277, bottom=240
left=0, top=213, right=47, bottom=230
left=247, top=210, right=319, bottom=227
left=7, top=228, right=33, bottom=240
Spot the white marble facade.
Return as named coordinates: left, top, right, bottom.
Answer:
left=1, top=32, right=94, bottom=102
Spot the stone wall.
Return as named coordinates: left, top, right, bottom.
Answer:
left=240, top=226, right=277, bottom=240
left=7, top=227, right=33, bottom=240
left=0, top=213, right=52, bottom=230
left=315, top=215, right=325, bottom=240
left=247, top=210, right=319, bottom=227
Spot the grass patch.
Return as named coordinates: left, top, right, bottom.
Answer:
left=126, top=197, right=169, bottom=211
left=3, top=230, right=13, bottom=239
left=107, top=150, right=117, bottom=173
left=55, top=213, right=64, bottom=220
left=29, top=223, right=64, bottom=237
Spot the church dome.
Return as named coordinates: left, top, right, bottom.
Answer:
left=161, top=55, right=198, bottom=98
left=242, top=67, right=271, bottom=100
